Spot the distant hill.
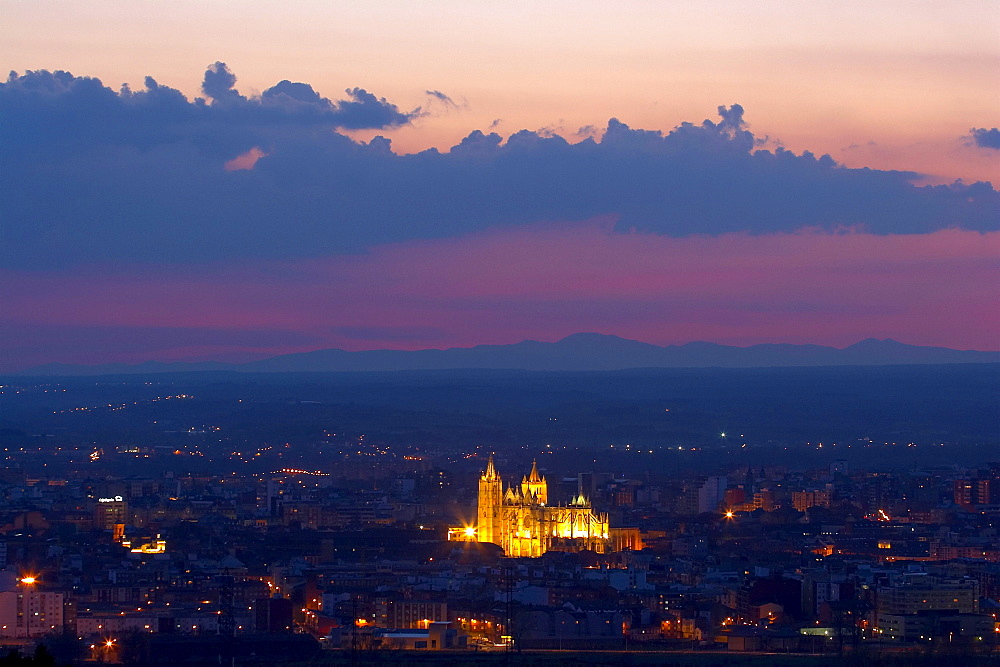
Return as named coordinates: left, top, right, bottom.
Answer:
left=15, top=333, right=1000, bottom=376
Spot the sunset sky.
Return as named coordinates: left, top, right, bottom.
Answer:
left=1, top=1, right=998, bottom=371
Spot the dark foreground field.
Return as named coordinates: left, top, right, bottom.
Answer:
left=289, top=647, right=1000, bottom=667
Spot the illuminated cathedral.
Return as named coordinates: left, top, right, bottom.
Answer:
left=464, top=456, right=609, bottom=557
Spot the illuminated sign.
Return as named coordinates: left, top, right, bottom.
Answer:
left=98, top=496, right=124, bottom=503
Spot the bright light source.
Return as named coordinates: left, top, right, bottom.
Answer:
left=464, top=527, right=476, bottom=537
left=19, top=576, right=36, bottom=585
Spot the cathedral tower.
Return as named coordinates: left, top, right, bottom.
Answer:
left=520, top=459, right=548, bottom=504
left=477, top=455, right=502, bottom=544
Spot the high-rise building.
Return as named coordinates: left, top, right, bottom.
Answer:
left=95, top=496, right=128, bottom=531
left=878, top=575, right=979, bottom=616
left=697, top=476, right=728, bottom=514
left=792, top=489, right=833, bottom=512
left=0, top=570, right=64, bottom=638
left=876, top=575, right=988, bottom=642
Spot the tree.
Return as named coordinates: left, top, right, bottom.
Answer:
left=119, top=629, right=153, bottom=665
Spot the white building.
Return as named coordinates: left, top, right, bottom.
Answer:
left=0, top=569, right=64, bottom=638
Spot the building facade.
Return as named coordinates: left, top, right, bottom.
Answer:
left=471, top=457, right=608, bottom=557
left=0, top=570, right=65, bottom=638
left=375, top=599, right=448, bottom=628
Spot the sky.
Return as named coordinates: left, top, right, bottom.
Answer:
left=1, top=1, right=998, bottom=371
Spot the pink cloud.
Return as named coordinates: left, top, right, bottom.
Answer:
left=2, top=223, right=997, bottom=368
left=224, top=146, right=267, bottom=171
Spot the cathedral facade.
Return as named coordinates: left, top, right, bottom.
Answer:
left=472, top=457, right=608, bottom=557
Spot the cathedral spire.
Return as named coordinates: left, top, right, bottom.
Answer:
left=521, top=458, right=548, bottom=505
left=484, top=454, right=498, bottom=480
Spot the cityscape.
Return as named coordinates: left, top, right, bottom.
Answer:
left=0, top=367, right=998, bottom=665
left=3, top=1, right=999, bottom=665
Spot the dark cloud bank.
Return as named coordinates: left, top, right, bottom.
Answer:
left=970, top=127, right=1000, bottom=150
left=2, top=64, right=997, bottom=269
